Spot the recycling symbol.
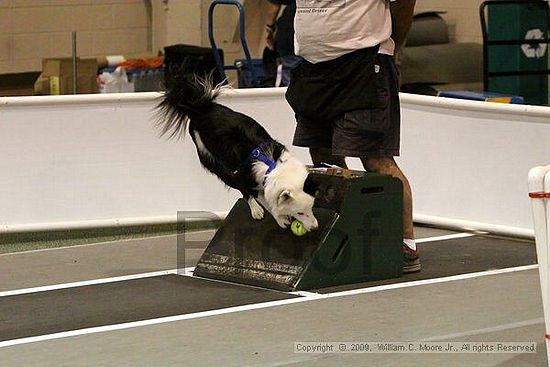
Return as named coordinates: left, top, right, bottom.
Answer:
left=521, top=28, right=547, bottom=58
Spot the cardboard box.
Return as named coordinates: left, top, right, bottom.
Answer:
left=34, top=58, right=98, bottom=95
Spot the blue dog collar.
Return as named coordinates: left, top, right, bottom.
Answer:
left=249, top=143, right=277, bottom=175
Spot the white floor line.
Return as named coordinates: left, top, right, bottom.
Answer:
left=0, top=230, right=484, bottom=258
left=416, top=232, right=476, bottom=243
left=0, top=269, right=181, bottom=297
left=0, top=264, right=538, bottom=349
left=419, top=318, right=544, bottom=342
left=181, top=267, right=195, bottom=276
left=0, top=266, right=279, bottom=298
left=1, top=229, right=477, bottom=258
left=0, top=230, right=513, bottom=297
left=0, top=230, right=511, bottom=297
left=290, top=290, right=325, bottom=298
left=0, top=296, right=312, bottom=349
left=0, top=234, right=178, bottom=257
left=316, top=264, right=538, bottom=299
left=0, top=229, right=217, bottom=257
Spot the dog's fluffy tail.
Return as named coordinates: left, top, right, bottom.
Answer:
left=156, top=72, right=226, bottom=139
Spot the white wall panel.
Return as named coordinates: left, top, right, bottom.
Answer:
left=1, top=90, right=549, bottom=236
left=398, top=95, right=550, bottom=237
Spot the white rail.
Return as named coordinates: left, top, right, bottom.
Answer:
left=1, top=89, right=549, bottom=236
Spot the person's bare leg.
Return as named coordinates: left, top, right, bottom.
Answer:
left=309, top=147, right=348, bottom=168
left=361, top=157, right=413, bottom=240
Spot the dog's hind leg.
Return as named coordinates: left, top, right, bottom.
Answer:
left=246, top=196, right=265, bottom=220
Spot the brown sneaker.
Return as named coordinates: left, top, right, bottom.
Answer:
left=403, top=245, right=421, bottom=274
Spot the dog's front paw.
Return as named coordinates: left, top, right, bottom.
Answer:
left=247, top=197, right=264, bottom=220
left=275, top=215, right=291, bottom=229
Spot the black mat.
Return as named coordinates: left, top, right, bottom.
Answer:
left=315, top=235, right=538, bottom=293
left=0, top=275, right=297, bottom=342
left=0, top=235, right=538, bottom=341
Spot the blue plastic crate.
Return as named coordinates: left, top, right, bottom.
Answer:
left=235, top=58, right=264, bottom=88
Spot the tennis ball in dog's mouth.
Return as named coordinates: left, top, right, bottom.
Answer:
left=291, top=219, right=307, bottom=236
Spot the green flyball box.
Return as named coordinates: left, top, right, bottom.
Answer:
left=193, top=168, right=404, bottom=291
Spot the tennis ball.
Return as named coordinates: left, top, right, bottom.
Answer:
left=291, top=219, right=307, bottom=236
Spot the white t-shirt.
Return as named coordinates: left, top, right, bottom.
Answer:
left=294, top=0, right=395, bottom=63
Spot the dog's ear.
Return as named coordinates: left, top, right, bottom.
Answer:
left=278, top=190, right=293, bottom=204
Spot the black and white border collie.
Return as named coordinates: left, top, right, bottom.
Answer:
left=156, top=74, right=318, bottom=232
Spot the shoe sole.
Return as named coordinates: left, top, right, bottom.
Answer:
left=403, top=263, right=422, bottom=274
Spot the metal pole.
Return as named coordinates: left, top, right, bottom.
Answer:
left=72, top=31, right=77, bottom=94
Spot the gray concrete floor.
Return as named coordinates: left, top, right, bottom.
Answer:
left=0, top=271, right=545, bottom=367
left=0, top=226, right=453, bottom=292
left=0, top=231, right=208, bottom=291
left=0, top=226, right=547, bottom=367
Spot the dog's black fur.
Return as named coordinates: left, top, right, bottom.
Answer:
left=156, top=73, right=286, bottom=200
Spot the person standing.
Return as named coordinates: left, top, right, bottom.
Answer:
left=286, top=0, right=420, bottom=273
left=264, top=0, right=300, bottom=86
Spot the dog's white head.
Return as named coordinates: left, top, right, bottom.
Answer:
left=260, top=152, right=319, bottom=232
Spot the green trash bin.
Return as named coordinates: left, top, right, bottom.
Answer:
left=481, top=0, right=550, bottom=105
